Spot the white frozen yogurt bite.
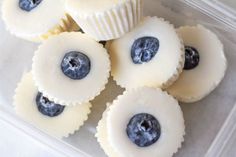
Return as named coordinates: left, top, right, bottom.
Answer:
left=66, top=0, right=143, bottom=41
left=32, top=32, right=110, bottom=106
left=2, top=0, right=79, bottom=42
left=167, top=25, right=227, bottom=103
left=14, top=72, right=91, bottom=138
left=110, top=17, right=184, bottom=90
left=96, top=87, right=185, bottom=157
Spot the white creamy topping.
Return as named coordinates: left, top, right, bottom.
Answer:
left=14, top=72, right=91, bottom=138
left=98, top=88, right=185, bottom=157
left=110, top=17, right=184, bottom=89
left=32, top=32, right=110, bottom=105
left=2, top=0, right=66, bottom=39
left=167, top=25, right=227, bottom=103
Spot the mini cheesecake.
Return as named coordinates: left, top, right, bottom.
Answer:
left=66, top=0, right=143, bottom=41
left=167, top=25, right=227, bottom=103
left=32, top=32, right=110, bottom=106
left=2, top=0, right=79, bottom=42
left=110, top=16, right=185, bottom=90
left=14, top=72, right=91, bottom=138
left=96, top=87, right=185, bottom=157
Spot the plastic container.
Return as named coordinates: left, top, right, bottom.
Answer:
left=0, top=0, right=236, bottom=156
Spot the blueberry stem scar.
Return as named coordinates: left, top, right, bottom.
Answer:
left=126, top=113, right=161, bottom=147
left=61, top=51, right=91, bottom=80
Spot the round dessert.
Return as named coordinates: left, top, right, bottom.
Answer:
left=65, top=0, right=143, bottom=41
left=167, top=25, right=227, bottom=103
left=14, top=72, right=91, bottom=138
left=2, top=0, right=79, bottom=42
left=96, top=87, right=185, bottom=157
left=32, top=32, right=110, bottom=106
left=110, top=16, right=184, bottom=89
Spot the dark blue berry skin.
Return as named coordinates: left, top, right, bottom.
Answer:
left=19, top=0, right=43, bottom=12
left=184, top=46, right=200, bottom=70
left=61, top=51, right=91, bottom=80
left=126, top=113, right=161, bottom=147
left=36, top=92, right=65, bottom=117
left=131, top=37, right=159, bottom=64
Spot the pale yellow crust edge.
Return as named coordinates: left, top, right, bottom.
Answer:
left=13, top=72, right=92, bottom=138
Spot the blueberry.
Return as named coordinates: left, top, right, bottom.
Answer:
left=131, top=37, right=159, bottom=64
left=19, top=0, right=43, bottom=12
left=61, top=51, right=91, bottom=80
left=126, top=113, right=161, bottom=147
left=36, top=92, right=65, bottom=117
left=184, top=46, right=200, bottom=70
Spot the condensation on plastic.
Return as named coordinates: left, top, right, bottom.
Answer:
left=182, top=0, right=236, bottom=30
left=0, top=0, right=236, bottom=157
left=206, top=104, right=236, bottom=157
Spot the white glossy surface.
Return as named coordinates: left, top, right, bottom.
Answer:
left=110, top=17, right=184, bottom=89
left=32, top=32, right=110, bottom=106
left=167, top=25, right=227, bottom=103
left=106, top=88, right=184, bottom=157
left=2, top=0, right=66, bottom=40
left=14, top=73, right=92, bottom=138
